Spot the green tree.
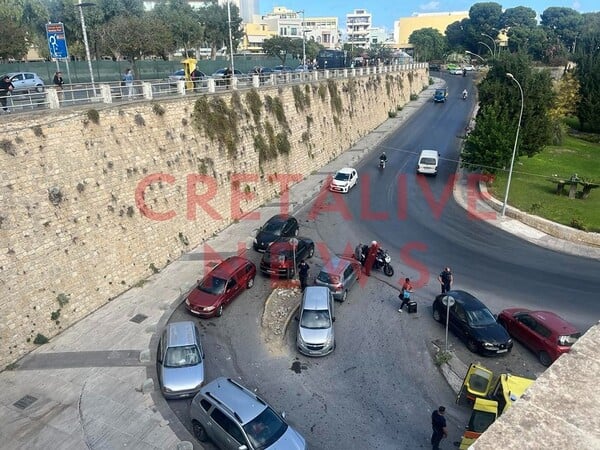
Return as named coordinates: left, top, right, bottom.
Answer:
left=262, top=36, right=297, bottom=64
left=408, top=28, right=446, bottom=61
left=541, top=7, right=583, bottom=53
left=200, top=2, right=243, bottom=59
left=151, top=0, right=204, bottom=58
left=574, top=30, right=600, bottom=131
left=97, top=0, right=144, bottom=21
left=463, top=53, right=555, bottom=173
left=97, top=14, right=173, bottom=63
left=500, top=6, right=537, bottom=29
left=0, top=22, right=28, bottom=59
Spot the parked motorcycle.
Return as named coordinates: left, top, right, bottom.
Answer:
left=354, top=244, right=394, bottom=277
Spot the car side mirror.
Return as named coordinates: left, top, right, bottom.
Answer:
left=294, top=316, right=299, bottom=321
left=281, top=411, right=287, bottom=419
left=332, top=317, right=336, bottom=322
left=238, top=446, right=248, bottom=450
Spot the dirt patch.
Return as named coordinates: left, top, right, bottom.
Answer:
left=261, top=287, right=302, bottom=355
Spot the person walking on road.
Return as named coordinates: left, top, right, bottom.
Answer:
left=53, top=71, right=64, bottom=102
left=122, top=68, right=134, bottom=99
left=431, top=406, right=448, bottom=450
left=398, top=277, right=413, bottom=312
left=0, top=75, right=14, bottom=113
left=438, top=267, right=453, bottom=294
left=298, top=259, right=310, bottom=292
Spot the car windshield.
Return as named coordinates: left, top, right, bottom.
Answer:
left=317, top=271, right=340, bottom=284
left=301, top=309, right=331, bottom=329
left=243, top=407, right=287, bottom=449
left=467, top=307, right=497, bottom=326
left=164, top=344, right=201, bottom=368
left=420, top=157, right=437, bottom=165
left=197, top=276, right=226, bottom=295
left=334, top=172, right=350, bottom=181
left=262, top=221, right=283, bottom=235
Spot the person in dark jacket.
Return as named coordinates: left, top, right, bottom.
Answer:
left=53, top=71, right=64, bottom=101
left=298, top=259, right=310, bottom=292
left=0, top=75, right=14, bottom=113
left=431, top=406, right=448, bottom=450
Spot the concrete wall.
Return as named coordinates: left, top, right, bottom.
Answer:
left=0, top=68, right=429, bottom=368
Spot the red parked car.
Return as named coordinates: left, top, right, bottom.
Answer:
left=497, top=308, right=581, bottom=366
left=185, top=256, right=256, bottom=318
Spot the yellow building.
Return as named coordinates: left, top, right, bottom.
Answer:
left=241, top=22, right=277, bottom=53
left=394, top=11, right=469, bottom=49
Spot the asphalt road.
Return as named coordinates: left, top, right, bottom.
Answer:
left=164, top=72, right=600, bottom=449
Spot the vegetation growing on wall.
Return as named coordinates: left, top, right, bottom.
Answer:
left=0, top=139, right=16, bottom=156
left=264, top=95, right=289, bottom=130
left=292, top=85, right=310, bottom=112
left=327, top=79, right=343, bottom=115
left=192, top=96, right=240, bottom=157
left=245, top=89, right=263, bottom=127
left=317, top=83, right=327, bottom=101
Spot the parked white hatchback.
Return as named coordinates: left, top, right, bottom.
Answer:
left=329, top=167, right=358, bottom=193
left=3, top=72, right=45, bottom=93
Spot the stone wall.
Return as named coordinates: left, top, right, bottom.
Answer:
left=0, top=68, right=429, bottom=368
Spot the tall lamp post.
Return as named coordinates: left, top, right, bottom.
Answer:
left=465, top=50, right=485, bottom=63
left=502, top=73, right=524, bottom=217
left=76, top=1, right=96, bottom=95
left=481, top=32, right=497, bottom=57
left=227, top=0, right=235, bottom=74
left=297, top=10, right=306, bottom=68
left=477, top=41, right=494, bottom=57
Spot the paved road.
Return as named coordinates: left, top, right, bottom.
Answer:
left=159, top=73, right=600, bottom=449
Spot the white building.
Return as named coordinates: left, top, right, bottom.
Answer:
left=346, top=8, right=372, bottom=48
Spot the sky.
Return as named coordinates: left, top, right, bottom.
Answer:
left=259, top=1, right=597, bottom=33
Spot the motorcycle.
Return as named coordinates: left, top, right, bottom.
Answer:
left=462, top=91, right=468, bottom=100
left=354, top=244, right=395, bottom=277
left=379, top=159, right=386, bottom=170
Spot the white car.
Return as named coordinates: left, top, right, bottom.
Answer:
left=330, top=167, right=358, bottom=193
left=3, top=72, right=45, bottom=93
left=463, top=65, right=476, bottom=71
left=450, top=68, right=464, bottom=75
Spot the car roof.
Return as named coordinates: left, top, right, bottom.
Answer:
left=209, top=256, right=250, bottom=278
left=319, top=256, right=354, bottom=276
left=445, top=290, right=487, bottom=310
left=528, top=310, right=579, bottom=333
left=336, top=167, right=355, bottom=174
left=266, top=214, right=292, bottom=224
left=202, top=377, right=267, bottom=424
left=420, top=149, right=438, bottom=156
left=164, top=321, right=198, bottom=347
left=302, top=286, right=331, bottom=309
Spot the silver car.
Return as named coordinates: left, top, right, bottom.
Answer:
left=297, top=286, right=335, bottom=356
left=190, top=377, right=307, bottom=449
left=156, top=321, right=205, bottom=399
left=3, top=72, right=45, bottom=93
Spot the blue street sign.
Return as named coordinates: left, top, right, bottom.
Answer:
left=46, top=23, right=69, bottom=59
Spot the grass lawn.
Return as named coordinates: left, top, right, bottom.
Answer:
left=488, top=134, right=600, bottom=233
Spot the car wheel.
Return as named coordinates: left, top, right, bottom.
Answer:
left=192, top=421, right=208, bottom=442
left=307, top=245, right=315, bottom=258
left=432, top=308, right=442, bottom=322
left=466, top=339, right=479, bottom=353
left=539, top=351, right=552, bottom=367
left=247, top=277, right=254, bottom=289
left=216, top=304, right=224, bottom=317
left=341, top=290, right=347, bottom=302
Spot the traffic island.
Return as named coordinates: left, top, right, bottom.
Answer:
left=261, top=286, right=301, bottom=355
left=428, top=339, right=468, bottom=395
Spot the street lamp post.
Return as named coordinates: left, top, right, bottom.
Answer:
left=502, top=73, right=524, bottom=217
left=76, top=1, right=96, bottom=95
left=465, top=50, right=485, bottom=63
left=481, top=32, right=497, bottom=57
left=227, top=0, right=235, bottom=74
left=477, top=41, right=494, bottom=57
left=297, top=10, right=306, bottom=68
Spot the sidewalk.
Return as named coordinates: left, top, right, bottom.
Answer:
left=1, top=79, right=596, bottom=450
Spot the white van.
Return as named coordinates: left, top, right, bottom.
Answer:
left=417, top=149, right=440, bottom=175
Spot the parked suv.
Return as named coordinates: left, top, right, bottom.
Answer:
left=186, top=256, right=256, bottom=318
left=497, top=308, right=581, bottom=366
left=314, top=256, right=361, bottom=302
left=296, top=286, right=335, bottom=356
left=156, top=321, right=205, bottom=399
left=190, top=377, right=307, bottom=449
left=259, top=237, right=314, bottom=279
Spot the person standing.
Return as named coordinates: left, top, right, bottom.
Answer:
left=53, top=71, right=64, bottom=102
left=298, top=259, right=310, bottom=292
left=431, top=406, right=448, bottom=450
left=398, top=277, right=413, bottom=313
left=123, top=68, right=134, bottom=99
left=0, top=75, right=14, bottom=113
left=438, top=267, right=453, bottom=294
left=364, top=240, right=379, bottom=276
left=190, top=67, right=202, bottom=92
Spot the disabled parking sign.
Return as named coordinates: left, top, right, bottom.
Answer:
left=46, top=23, right=69, bottom=59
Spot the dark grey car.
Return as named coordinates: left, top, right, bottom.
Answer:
left=314, top=255, right=361, bottom=302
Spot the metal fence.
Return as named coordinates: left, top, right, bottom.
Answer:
left=0, top=63, right=428, bottom=115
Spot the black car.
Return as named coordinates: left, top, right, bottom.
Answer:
left=432, top=290, right=513, bottom=356
left=259, top=236, right=314, bottom=278
left=253, top=214, right=299, bottom=252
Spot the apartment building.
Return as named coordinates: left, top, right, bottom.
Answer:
left=394, top=11, right=469, bottom=50
left=346, top=9, right=372, bottom=48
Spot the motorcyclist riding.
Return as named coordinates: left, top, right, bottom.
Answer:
left=379, top=152, right=387, bottom=169
left=462, top=89, right=468, bottom=100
